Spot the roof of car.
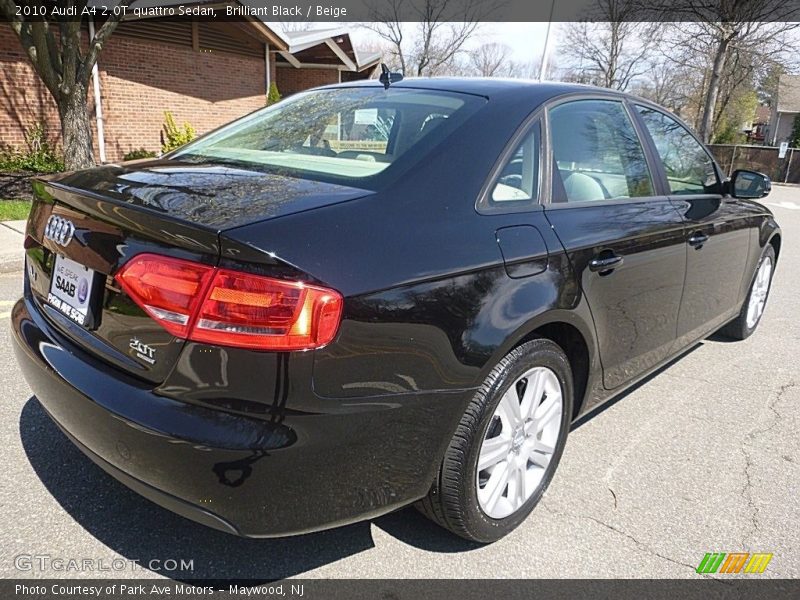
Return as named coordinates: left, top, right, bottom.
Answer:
left=329, top=77, right=622, bottom=100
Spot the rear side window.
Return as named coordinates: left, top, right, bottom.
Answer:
left=172, top=88, right=484, bottom=187
left=635, top=106, right=720, bottom=195
left=549, top=100, right=654, bottom=203
left=489, top=121, right=541, bottom=206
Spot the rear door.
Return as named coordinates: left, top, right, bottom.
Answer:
left=632, top=105, right=751, bottom=344
left=542, top=97, right=687, bottom=390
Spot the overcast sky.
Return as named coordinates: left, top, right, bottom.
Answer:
left=355, top=23, right=552, bottom=64
left=274, top=22, right=553, bottom=66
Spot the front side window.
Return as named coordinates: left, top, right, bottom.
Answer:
left=172, top=88, right=484, bottom=186
left=635, top=106, right=719, bottom=195
left=549, top=100, right=654, bottom=203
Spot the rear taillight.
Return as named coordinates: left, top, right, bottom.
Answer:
left=115, top=254, right=213, bottom=339
left=116, top=254, right=343, bottom=351
left=191, top=269, right=343, bottom=350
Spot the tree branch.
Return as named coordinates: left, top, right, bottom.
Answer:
left=79, top=0, right=131, bottom=84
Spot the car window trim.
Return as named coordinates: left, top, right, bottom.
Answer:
left=541, top=93, right=662, bottom=209
left=622, top=99, right=670, bottom=197
left=475, top=108, right=547, bottom=215
left=630, top=101, right=725, bottom=197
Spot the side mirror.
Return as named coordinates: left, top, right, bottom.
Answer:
left=729, top=169, right=771, bottom=199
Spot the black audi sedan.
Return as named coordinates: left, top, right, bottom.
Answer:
left=12, top=79, right=780, bottom=543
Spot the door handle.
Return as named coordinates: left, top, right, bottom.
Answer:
left=688, top=232, right=709, bottom=247
left=589, top=255, right=624, bottom=272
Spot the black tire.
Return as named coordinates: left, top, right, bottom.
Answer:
left=720, top=245, right=776, bottom=341
left=416, top=339, right=573, bottom=543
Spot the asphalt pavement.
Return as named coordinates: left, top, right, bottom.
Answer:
left=0, top=188, right=798, bottom=580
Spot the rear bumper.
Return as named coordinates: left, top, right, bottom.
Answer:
left=12, top=295, right=470, bottom=537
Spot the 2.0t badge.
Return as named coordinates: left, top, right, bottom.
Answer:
left=129, top=338, right=157, bottom=365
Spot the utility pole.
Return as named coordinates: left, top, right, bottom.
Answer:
left=538, top=0, right=556, bottom=81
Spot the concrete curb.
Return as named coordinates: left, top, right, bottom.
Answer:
left=0, top=220, right=26, bottom=274
left=0, top=256, right=24, bottom=274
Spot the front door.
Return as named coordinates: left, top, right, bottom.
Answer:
left=543, top=98, right=687, bottom=390
left=633, top=105, right=751, bottom=344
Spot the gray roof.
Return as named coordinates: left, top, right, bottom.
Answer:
left=777, top=74, right=800, bottom=114
left=281, top=28, right=346, bottom=42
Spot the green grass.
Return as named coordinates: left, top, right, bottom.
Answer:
left=0, top=200, right=32, bottom=221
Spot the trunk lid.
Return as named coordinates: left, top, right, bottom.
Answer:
left=24, top=161, right=371, bottom=383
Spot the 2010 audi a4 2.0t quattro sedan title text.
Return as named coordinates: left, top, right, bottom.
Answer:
left=12, top=78, right=781, bottom=543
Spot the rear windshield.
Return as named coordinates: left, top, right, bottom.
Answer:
left=171, top=87, right=484, bottom=187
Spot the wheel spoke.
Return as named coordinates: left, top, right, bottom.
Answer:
left=528, top=446, right=551, bottom=469
left=505, top=465, right=519, bottom=509
left=516, top=465, right=528, bottom=506
left=747, top=298, right=759, bottom=327
left=759, top=262, right=771, bottom=287
left=535, top=396, right=561, bottom=433
left=747, top=258, right=772, bottom=329
left=523, top=419, right=536, bottom=437
left=481, top=459, right=510, bottom=512
left=520, top=370, right=546, bottom=419
left=533, top=439, right=555, bottom=455
left=498, top=387, right=522, bottom=427
left=478, top=435, right=511, bottom=471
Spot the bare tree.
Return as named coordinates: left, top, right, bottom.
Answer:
left=560, top=0, right=660, bottom=91
left=758, top=63, right=785, bottom=108
left=631, top=59, right=696, bottom=115
left=659, top=1, right=800, bottom=142
left=468, top=43, right=513, bottom=76
left=0, top=0, right=132, bottom=170
left=511, top=59, right=542, bottom=80
left=279, top=21, right=316, bottom=33
left=363, top=0, right=408, bottom=73
left=365, top=0, right=499, bottom=77
left=712, top=48, right=766, bottom=133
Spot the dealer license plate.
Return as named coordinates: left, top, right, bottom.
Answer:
left=47, top=254, right=96, bottom=326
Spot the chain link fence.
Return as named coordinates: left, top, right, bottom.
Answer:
left=708, top=144, right=799, bottom=184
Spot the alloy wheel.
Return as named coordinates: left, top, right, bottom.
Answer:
left=476, top=366, right=563, bottom=519
left=746, top=256, right=773, bottom=329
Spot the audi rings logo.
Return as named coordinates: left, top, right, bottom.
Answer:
left=44, top=215, right=76, bottom=247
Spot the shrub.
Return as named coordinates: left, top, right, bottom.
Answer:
left=123, top=148, right=158, bottom=161
left=267, top=82, right=281, bottom=106
left=0, top=123, right=64, bottom=173
left=712, top=123, right=746, bottom=145
left=0, top=145, right=15, bottom=170
left=161, top=112, right=196, bottom=153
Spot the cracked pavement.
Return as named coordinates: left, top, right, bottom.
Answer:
left=0, top=186, right=798, bottom=580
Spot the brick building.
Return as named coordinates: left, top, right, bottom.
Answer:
left=0, top=6, right=379, bottom=162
